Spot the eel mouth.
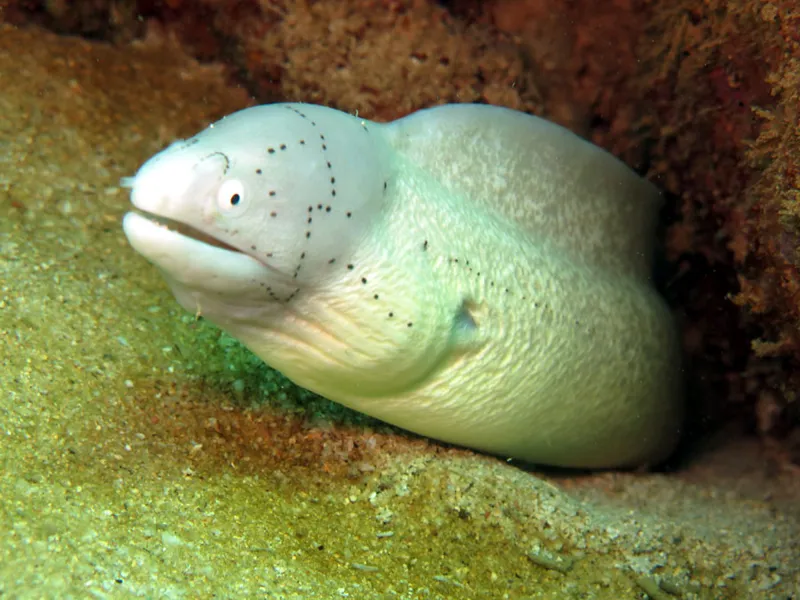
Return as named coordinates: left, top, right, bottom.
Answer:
left=122, top=211, right=273, bottom=293
left=131, top=209, right=242, bottom=254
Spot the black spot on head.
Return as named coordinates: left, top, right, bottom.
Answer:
left=269, top=190, right=276, bottom=197
left=361, top=277, right=367, bottom=284
left=322, top=144, right=327, bottom=150
left=306, top=231, right=311, bottom=239
left=347, top=264, right=354, bottom=270
left=300, top=139, right=306, bottom=145
left=251, top=245, right=257, bottom=251
left=423, top=240, right=428, bottom=251
left=325, top=206, right=331, bottom=212
left=328, top=258, right=336, bottom=264
left=373, top=294, right=379, bottom=300
left=383, top=181, right=387, bottom=191
left=346, top=211, right=352, bottom=218
left=407, top=322, right=413, bottom=327
left=270, top=211, right=277, bottom=217
left=388, top=312, right=394, bottom=318
left=326, top=161, right=332, bottom=168
left=318, top=204, right=323, bottom=210
left=256, top=169, right=262, bottom=175
left=280, top=144, right=287, bottom=150
left=230, top=193, right=241, bottom=206
left=330, top=177, right=335, bottom=184
left=267, top=148, right=275, bottom=154
left=331, top=190, right=336, bottom=197
left=308, top=206, right=313, bottom=212
left=286, top=106, right=307, bottom=119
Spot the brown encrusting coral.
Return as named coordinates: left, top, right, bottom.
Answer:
left=3, top=0, right=544, bottom=120
left=626, top=1, right=800, bottom=461
left=2, top=0, right=799, bottom=461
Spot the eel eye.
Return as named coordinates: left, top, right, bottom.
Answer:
left=217, top=179, right=245, bottom=212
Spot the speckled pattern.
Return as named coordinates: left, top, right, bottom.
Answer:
left=1, top=24, right=798, bottom=599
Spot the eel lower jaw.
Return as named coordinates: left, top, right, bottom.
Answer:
left=122, top=211, right=273, bottom=293
left=134, top=209, right=242, bottom=253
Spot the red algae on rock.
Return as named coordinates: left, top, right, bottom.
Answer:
left=630, top=0, right=800, bottom=460
left=3, top=0, right=544, bottom=121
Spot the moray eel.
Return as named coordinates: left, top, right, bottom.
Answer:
left=122, top=103, right=683, bottom=468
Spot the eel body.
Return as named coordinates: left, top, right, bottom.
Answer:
left=122, top=103, right=683, bottom=468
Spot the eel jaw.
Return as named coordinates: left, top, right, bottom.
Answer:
left=122, top=211, right=272, bottom=294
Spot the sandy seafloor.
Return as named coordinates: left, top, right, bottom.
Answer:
left=0, top=24, right=798, bottom=600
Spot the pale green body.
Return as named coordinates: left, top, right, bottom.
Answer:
left=123, top=103, right=682, bottom=468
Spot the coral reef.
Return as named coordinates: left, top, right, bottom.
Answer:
left=628, top=0, right=800, bottom=460
left=3, top=0, right=543, bottom=121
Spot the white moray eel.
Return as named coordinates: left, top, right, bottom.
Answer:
left=122, top=103, right=683, bottom=468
